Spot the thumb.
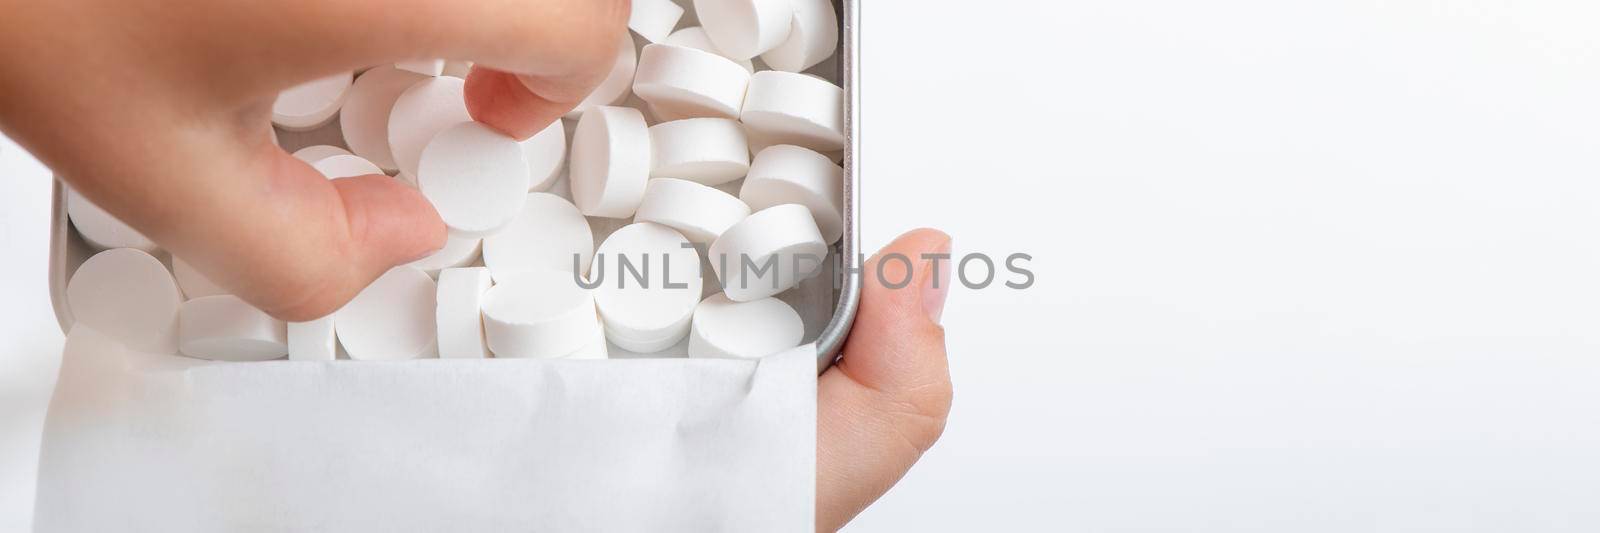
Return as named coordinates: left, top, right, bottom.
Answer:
left=817, top=228, right=955, bottom=531
left=137, top=138, right=446, bottom=322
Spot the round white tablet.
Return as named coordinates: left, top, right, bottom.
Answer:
left=665, top=26, right=754, bottom=72
left=744, top=132, right=844, bottom=164
left=634, top=178, right=752, bottom=244
left=740, top=70, right=845, bottom=152
left=312, top=154, right=385, bottom=180
left=388, top=76, right=470, bottom=178
left=418, top=122, right=533, bottom=237
left=633, top=44, right=751, bottom=121
left=522, top=119, right=568, bottom=192
left=65, top=187, right=157, bottom=252
left=590, top=223, right=703, bottom=352
left=172, top=256, right=228, bottom=300
left=336, top=267, right=437, bottom=360
left=342, top=66, right=427, bottom=172
left=741, top=145, right=844, bottom=244
left=629, top=0, right=685, bottom=43
left=272, top=71, right=354, bottom=131
left=482, top=193, right=594, bottom=281
left=566, top=318, right=611, bottom=360
left=649, top=118, right=750, bottom=185
left=694, top=0, right=795, bottom=60
left=66, top=248, right=182, bottom=354
left=708, top=204, right=827, bottom=302
left=558, top=33, right=638, bottom=120
left=569, top=106, right=651, bottom=218
left=687, top=293, right=803, bottom=359
left=395, top=59, right=445, bottom=77
left=481, top=269, right=599, bottom=358
left=436, top=267, right=493, bottom=359
left=760, top=0, right=839, bottom=72
left=406, top=233, right=482, bottom=277
left=287, top=318, right=337, bottom=362
left=292, top=145, right=353, bottom=165
left=178, top=295, right=289, bottom=362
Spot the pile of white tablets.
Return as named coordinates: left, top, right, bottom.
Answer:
left=63, top=0, right=842, bottom=362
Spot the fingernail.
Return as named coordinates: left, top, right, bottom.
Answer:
left=922, top=238, right=952, bottom=325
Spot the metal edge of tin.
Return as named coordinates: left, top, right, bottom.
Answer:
left=813, top=0, right=862, bottom=375
left=45, top=2, right=864, bottom=375
left=48, top=178, right=74, bottom=333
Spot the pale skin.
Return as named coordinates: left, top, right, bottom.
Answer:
left=0, top=1, right=952, bottom=530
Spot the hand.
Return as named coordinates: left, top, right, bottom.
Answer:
left=817, top=229, right=955, bottom=531
left=0, top=0, right=629, bottom=321
left=2, top=2, right=953, bottom=527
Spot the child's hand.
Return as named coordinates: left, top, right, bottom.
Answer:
left=0, top=0, right=629, bottom=321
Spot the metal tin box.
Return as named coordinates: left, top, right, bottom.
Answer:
left=48, top=0, right=861, bottom=373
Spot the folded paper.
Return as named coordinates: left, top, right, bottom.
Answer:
left=34, top=327, right=816, bottom=532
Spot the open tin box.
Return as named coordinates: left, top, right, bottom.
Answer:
left=45, top=0, right=861, bottom=373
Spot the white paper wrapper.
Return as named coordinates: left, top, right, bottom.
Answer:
left=33, top=327, right=816, bottom=532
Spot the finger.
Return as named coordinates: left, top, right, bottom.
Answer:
left=464, top=68, right=577, bottom=139
left=817, top=229, right=955, bottom=531
left=81, top=128, right=447, bottom=322
left=212, top=0, right=629, bottom=139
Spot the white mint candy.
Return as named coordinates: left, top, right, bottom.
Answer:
left=312, top=154, right=384, bottom=180
left=741, top=145, right=844, bottom=244
left=742, top=70, right=845, bottom=152
left=287, top=318, right=337, bottom=362
left=482, top=269, right=600, bottom=358
left=629, top=0, right=685, bottom=43
left=567, top=318, right=611, bottom=360
left=388, top=76, right=470, bottom=178
left=178, top=295, right=288, bottom=362
left=559, top=33, right=638, bottom=120
left=633, top=44, right=751, bottom=121
left=590, top=223, right=703, bottom=352
left=709, top=203, right=827, bottom=302
left=436, top=267, right=493, bottom=359
left=570, top=106, right=651, bottom=218
left=65, top=187, right=157, bottom=252
left=688, top=293, right=803, bottom=359
left=665, top=26, right=754, bottom=72
left=272, top=72, right=354, bottom=131
left=407, top=234, right=482, bottom=278
left=418, top=122, right=533, bottom=237
left=522, top=119, right=568, bottom=192
left=172, top=256, right=228, bottom=300
left=760, top=0, right=839, bottom=72
left=66, top=248, right=182, bottom=354
left=342, top=66, right=427, bottom=172
left=292, top=145, right=353, bottom=164
left=336, top=267, right=438, bottom=360
left=482, top=193, right=594, bottom=281
left=649, top=118, right=750, bottom=185
left=634, top=178, right=751, bottom=244
left=694, top=0, right=795, bottom=60
left=396, top=59, right=446, bottom=77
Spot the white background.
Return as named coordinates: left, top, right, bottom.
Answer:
left=7, top=0, right=1600, bottom=531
